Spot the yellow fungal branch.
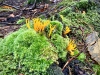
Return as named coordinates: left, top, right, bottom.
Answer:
left=67, top=40, right=76, bottom=55
left=1, top=5, right=13, bottom=9
left=33, top=18, right=50, bottom=32
left=26, top=19, right=30, bottom=29
left=60, top=15, right=64, bottom=20
left=49, top=24, right=56, bottom=37
left=64, top=26, right=71, bottom=34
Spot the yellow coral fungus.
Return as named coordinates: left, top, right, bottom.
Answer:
left=64, top=26, right=71, bottom=34
left=33, top=18, right=50, bottom=32
left=49, top=24, right=56, bottom=37
left=67, top=40, right=76, bottom=55
left=1, top=5, right=13, bottom=9
left=26, top=19, right=30, bottom=29
left=60, top=15, right=64, bottom=20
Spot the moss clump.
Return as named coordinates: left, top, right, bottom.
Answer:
left=86, top=10, right=100, bottom=37
left=0, top=29, right=58, bottom=74
left=50, top=21, right=63, bottom=35
left=0, top=17, right=70, bottom=74
left=51, top=34, right=69, bottom=60
left=59, top=7, right=72, bottom=16
left=45, top=20, right=63, bottom=37
left=2, top=29, right=24, bottom=55
left=0, top=38, right=4, bottom=56
left=13, top=29, right=58, bottom=72
left=76, top=0, right=96, bottom=11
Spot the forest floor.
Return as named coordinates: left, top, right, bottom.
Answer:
left=0, top=0, right=62, bottom=38
left=0, top=0, right=100, bottom=75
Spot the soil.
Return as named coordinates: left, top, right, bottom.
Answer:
left=0, top=25, right=20, bottom=38
left=0, top=0, right=26, bottom=37
left=0, top=0, right=60, bottom=38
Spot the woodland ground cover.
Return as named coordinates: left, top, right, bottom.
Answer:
left=0, top=0, right=100, bottom=75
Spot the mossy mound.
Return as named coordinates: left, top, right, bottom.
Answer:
left=0, top=22, right=69, bottom=74
left=51, top=34, right=69, bottom=60
left=13, top=29, right=58, bottom=72
left=0, top=29, right=59, bottom=74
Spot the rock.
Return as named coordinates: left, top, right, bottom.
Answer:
left=86, top=31, right=98, bottom=46
left=86, top=31, right=100, bottom=65
left=47, top=63, right=64, bottom=75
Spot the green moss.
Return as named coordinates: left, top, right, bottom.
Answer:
left=45, top=20, right=63, bottom=37
left=2, top=29, right=25, bottom=55
left=0, top=38, right=3, bottom=46
left=76, top=0, right=96, bottom=11
left=51, top=34, right=69, bottom=60
left=86, top=10, right=100, bottom=37
left=0, top=38, right=4, bottom=56
left=0, top=29, right=58, bottom=74
left=50, top=21, right=63, bottom=35
left=13, top=29, right=58, bottom=72
left=60, top=7, right=72, bottom=16
left=17, top=18, right=25, bottom=24
left=57, top=0, right=77, bottom=8
left=59, top=5, right=99, bottom=38
left=93, top=64, right=100, bottom=75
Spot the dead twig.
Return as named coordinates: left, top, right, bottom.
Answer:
left=0, top=22, right=21, bottom=26
left=1, top=3, right=20, bottom=10
left=68, top=66, right=72, bottom=75
left=62, top=51, right=82, bottom=71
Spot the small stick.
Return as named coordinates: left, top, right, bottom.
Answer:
left=0, top=22, right=21, bottom=26
left=62, top=51, right=81, bottom=71
left=2, top=3, right=20, bottom=10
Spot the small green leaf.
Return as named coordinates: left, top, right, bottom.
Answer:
left=77, top=53, right=86, bottom=62
left=74, top=49, right=79, bottom=55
